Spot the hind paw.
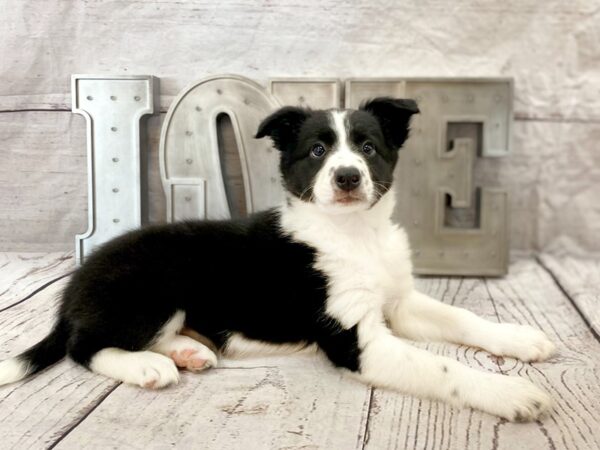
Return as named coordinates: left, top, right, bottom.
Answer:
left=170, top=348, right=215, bottom=371
left=153, top=334, right=218, bottom=372
left=89, top=349, right=180, bottom=389
left=135, top=352, right=180, bottom=389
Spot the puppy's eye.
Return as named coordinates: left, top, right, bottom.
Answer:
left=362, top=142, right=375, bottom=156
left=310, top=143, right=326, bottom=158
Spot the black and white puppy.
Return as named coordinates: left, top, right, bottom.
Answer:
left=0, top=98, right=555, bottom=421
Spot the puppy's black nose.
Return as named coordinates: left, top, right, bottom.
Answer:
left=335, top=167, right=361, bottom=192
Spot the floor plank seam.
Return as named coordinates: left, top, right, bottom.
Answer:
left=535, top=254, right=600, bottom=343
left=359, top=387, right=374, bottom=450
left=0, top=272, right=73, bottom=314
left=214, top=365, right=280, bottom=370
left=0, top=108, right=72, bottom=114
left=47, top=382, right=122, bottom=450
left=482, top=278, right=508, bottom=375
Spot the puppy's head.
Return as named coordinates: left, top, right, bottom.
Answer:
left=255, top=97, right=419, bottom=213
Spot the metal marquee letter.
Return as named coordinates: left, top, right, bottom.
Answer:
left=72, top=75, right=157, bottom=265
left=346, top=78, right=512, bottom=275
left=160, top=76, right=341, bottom=222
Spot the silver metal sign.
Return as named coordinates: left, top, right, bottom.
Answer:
left=72, top=74, right=157, bottom=265
left=160, top=76, right=341, bottom=221
left=160, top=76, right=511, bottom=275
left=160, top=75, right=282, bottom=221
left=73, top=74, right=510, bottom=275
left=346, top=78, right=511, bottom=275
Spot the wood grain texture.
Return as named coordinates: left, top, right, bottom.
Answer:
left=0, top=276, right=120, bottom=449
left=0, top=251, right=74, bottom=310
left=363, top=259, right=600, bottom=450
left=538, top=254, right=600, bottom=338
left=0, top=111, right=87, bottom=251
left=55, top=355, right=372, bottom=450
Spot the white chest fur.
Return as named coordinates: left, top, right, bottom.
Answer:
left=280, top=192, right=414, bottom=328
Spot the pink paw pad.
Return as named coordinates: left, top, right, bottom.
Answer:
left=143, top=379, right=157, bottom=389
left=169, top=349, right=209, bottom=371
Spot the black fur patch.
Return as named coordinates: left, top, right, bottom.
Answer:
left=360, top=97, right=419, bottom=150
left=279, top=111, right=338, bottom=200
left=257, top=109, right=338, bottom=200
left=59, top=210, right=361, bottom=371
left=347, top=110, right=398, bottom=200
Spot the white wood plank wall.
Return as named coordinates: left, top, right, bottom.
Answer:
left=0, top=0, right=599, bottom=255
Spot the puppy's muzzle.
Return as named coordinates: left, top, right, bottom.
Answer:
left=334, top=167, right=361, bottom=192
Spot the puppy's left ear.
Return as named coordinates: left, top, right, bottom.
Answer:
left=361, top=97, right=420, bottom=150
left=255, top=106, right=310, bottom=152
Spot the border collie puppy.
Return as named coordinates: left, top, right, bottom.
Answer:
left=0, top=98, right=555, bottom=421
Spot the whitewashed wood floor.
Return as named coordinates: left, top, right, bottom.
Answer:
left=0, top=252, right=599, bottom=450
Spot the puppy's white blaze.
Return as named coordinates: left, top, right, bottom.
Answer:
left=331, top=110, right=350, bottom=153
left=0, top=358, right=29, bottom=385
left=312, top=110, right=374, bottom=210
left=329, top=110, right=364, bottom=167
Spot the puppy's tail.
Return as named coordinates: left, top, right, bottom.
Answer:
left=0, top=320, right=68, bottom=386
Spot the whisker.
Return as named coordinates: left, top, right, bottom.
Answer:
left=298, top=183, right=315, bottom=203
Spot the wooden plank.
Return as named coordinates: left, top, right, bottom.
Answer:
left=538, top=254, right=600, bottom=337
left=0, top=251, right=74, bottom=310
left=363, top=259, right=600, bottom=450
left=0, top=93, right=174, bottom=113
left=0, top=111, right=87, bottom=252
left=0, top=94, right=71, bottom=112
left=0, top=276, right=120, bottom=449
left=53, top=353, right=371, bottom=449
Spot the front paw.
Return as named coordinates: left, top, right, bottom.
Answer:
left=488, top=324, right=556, bottom=362
left=472, top=374, right=553, bottom=422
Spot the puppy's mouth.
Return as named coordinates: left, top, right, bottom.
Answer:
left=333, top=191, right=366, bottom=205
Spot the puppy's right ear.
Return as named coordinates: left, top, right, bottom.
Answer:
left=255, top=107, right=310, bottom=152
